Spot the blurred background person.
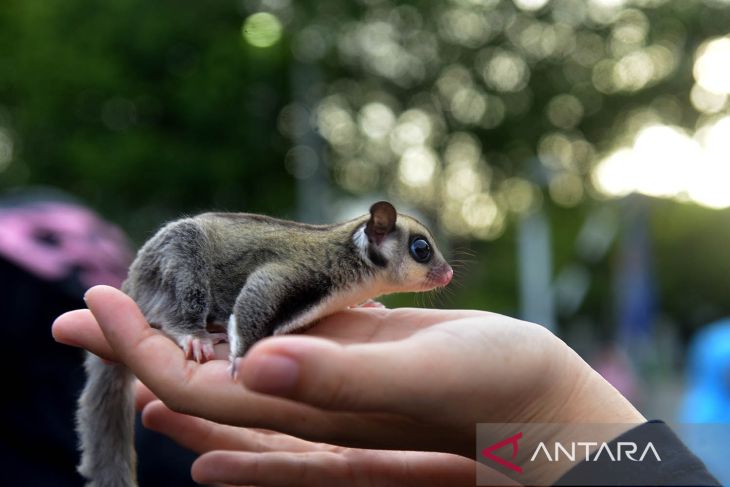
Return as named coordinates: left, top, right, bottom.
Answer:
left=678, top=319, right=730, bottom=485
left=0, top=188, right=199, bottom=486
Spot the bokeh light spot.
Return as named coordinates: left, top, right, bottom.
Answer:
left=480, top=49, right=530, bottom=93
left=358, top=103, right=396, bottom=140
left=694, top=36, right=730, bottom=95
left=546, top=94, right=584, bottom=129
left=501, top=177, right=541, bottom=214
left=242, top=12, right=283, bottom=48
left=513, top=0, right=551, bottom=12
left=592, top=121, right=730, bottom=209
left=690, top=84, right=727, bottom=114
left=399, top=146, right=439, bottom=188
left=336, top=159, right=379, bottom=194
left=316, top=96, right=357, bottom=153
left=451, top=87, right=487, bottom=124
left=549, top=172, right=584, bottom=207
left=389, top=109, right=433, bottom=154
left=462, top=193, right=498, bottom=228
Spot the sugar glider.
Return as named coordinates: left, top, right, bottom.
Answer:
left=75, top=201, right=453, bottom=487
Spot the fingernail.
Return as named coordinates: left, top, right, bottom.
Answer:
left=242, top=353, right=300, bottom=396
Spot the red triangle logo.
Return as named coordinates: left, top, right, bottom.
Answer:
left=481, top=432, right=523, bottom=474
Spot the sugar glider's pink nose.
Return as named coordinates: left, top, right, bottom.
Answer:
left=439, top=265, right=454, bottom=286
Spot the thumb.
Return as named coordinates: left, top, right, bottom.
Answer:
left=238, top=334, right=444, bottom=414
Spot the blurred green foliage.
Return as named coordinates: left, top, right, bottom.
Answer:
left=0, top=0, right=294, bottom=238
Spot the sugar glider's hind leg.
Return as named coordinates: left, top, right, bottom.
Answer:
left=125, top=219, right=226, bottom=363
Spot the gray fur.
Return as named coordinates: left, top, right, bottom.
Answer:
left=76, top=354, right=136, bottom=487
left=76, top=203, right=451, bottom=487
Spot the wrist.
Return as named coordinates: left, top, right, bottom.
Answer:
left=530, top=347, right=646, bottom=483
left=558, top=354, right=645, bottom=424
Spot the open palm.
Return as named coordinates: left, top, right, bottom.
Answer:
left=53, top=286, right=642, bottom=486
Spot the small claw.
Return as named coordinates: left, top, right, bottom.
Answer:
left=228, top=357, right=239, bottom=380
left=192, top=339, right=203, bottom=363
left=202, top=342, right=216, bottom=362
left=176, top=333, right=227, bottom=363
left=182, top=336, right=193, bottom=359
left=358, top=299, right=385, bottom=308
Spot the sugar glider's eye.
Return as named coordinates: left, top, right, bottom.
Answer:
left=409, top=237, right=432, bottom=263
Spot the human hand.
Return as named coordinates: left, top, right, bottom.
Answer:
left=136, top=383, right=491, bottom=486
left=53, top=285, right=644, bottom=485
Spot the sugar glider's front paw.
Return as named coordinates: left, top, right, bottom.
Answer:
left=174, top=332, right=228, bottom=363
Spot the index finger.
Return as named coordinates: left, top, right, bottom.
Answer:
left=52, top=309, right=119, bottom=362
left=82, top=286, right=342, bottom=435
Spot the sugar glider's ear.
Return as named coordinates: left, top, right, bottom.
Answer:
left=365, top=201, right=397, bottom=245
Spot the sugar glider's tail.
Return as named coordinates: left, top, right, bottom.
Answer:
left=76, top=352, right=137, bottom=487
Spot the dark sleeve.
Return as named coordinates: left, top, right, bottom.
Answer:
left=554, top=421, right=721, bottom=486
